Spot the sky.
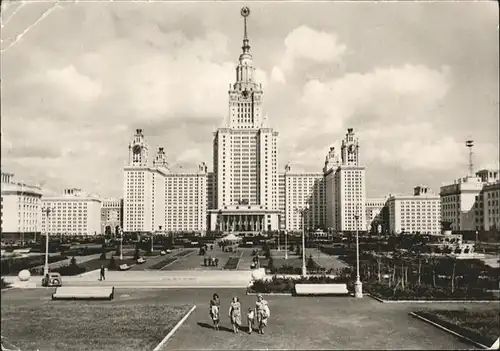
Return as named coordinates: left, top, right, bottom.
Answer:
left=1, top=0, right=499, bottom=199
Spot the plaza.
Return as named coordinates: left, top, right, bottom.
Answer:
left=1, top=286, right=492, bottom=351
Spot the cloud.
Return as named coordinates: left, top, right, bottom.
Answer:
left=281, top=26, right=346, bottom=71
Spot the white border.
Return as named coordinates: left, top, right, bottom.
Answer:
left=153, top=305, right=197, bottom=351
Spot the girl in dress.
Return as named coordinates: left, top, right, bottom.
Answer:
left=255, top=294, right=270, bottom=335
left=209, top=293, right=220, bottom=331
left=228, top=296, right=242, bottom=334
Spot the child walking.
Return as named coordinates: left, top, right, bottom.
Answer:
left=247, top=308, right=255, bottom=334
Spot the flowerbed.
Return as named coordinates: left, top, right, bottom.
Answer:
left=365, top=281, right=499, bottom=301
left=414, top=309, right=500, bottom=346
left=248, top=275, right=352, bottom=294
left=223, top=257, right=240, bottom=270
left=150, top=258, right=178, bottom=270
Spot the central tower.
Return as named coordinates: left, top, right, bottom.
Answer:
left=227, top=7, right=264, bottom=129
left=210, top=7, right=280, bottom=233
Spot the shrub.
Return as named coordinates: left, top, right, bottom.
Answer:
left=295, top=245, right=300, bottom=256
left=53, top=264, right=86, bottom=276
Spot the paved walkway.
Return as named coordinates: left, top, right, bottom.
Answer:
left=161, top=289, right=486, bottom=350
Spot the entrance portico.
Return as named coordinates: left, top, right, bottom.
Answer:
left=208, top=205, right=280, bottom=232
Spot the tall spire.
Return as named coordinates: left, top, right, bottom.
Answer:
left=240, top=7, right=251, bottom=59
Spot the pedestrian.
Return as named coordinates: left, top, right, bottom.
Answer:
left=211, top=257, right=216, bottom=266
left=209, top=293, right=220, bottom=331
left=255, top=294, right=270, bottom=334
left=247, top=307, right=255, bottom=334
left=99, top=264, right=105, bottom=281
left=215, top=257, right=219, bottom=267
left=228, top=296, right=241, bottom=334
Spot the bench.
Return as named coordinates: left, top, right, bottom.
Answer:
left=52, top=286, right=115, bottom=301
left=294, top=283, right=349, bottom=296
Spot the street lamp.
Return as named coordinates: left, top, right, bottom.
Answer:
left=354, top=213, right=363, bottom=298
left=284, top=230, right=288, bottom=260
left=42, top=206, right=54, bottom=276
left=118, top=227, right=123, bottom=260
left=295, top=205, right=309, bottom=276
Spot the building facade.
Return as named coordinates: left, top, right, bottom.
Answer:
left=440, top=175, right=485, bottom=232
left=101, top=198, right=123, bottom=235
left=123, top=129, right=208, bottom=234
left=387, top=186, right=441, bottom=235
left=41, top=188, right=102, bottom=236
left=1, top=172, right=43, bottom=242
left=283, top=163, right=325, bottom=232
left=365, top=197, right=387, bottom=233
left=323, top=128, right=366, bottom=233
left=208, top=10, right=280, bottom=232
left=481, top=180, right=500, bottom=231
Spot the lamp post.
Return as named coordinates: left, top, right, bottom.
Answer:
left=354, top=213, right=363, bottom=298
left=42, top=206, right=54, bottom=276
left=277, top=230, right=281, bottom=252
left=296, top=206, right=308, bottom=276
left=119, top=228, right=123, bottom=261
left=285, top=230, right=288, bottom=260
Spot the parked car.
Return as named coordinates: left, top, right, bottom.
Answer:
left=41, top=272, right=62, bottom=287
left=137, top=257, right=146, bottom=264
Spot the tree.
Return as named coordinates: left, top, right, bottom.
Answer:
left=133, top=248, right=140, bottom=260
left=295, top=245, right=300, bottom=256
left=289, top=244, right=295, bottom=252
left=108, top=256, right=117, bottom=270
left=306, top=254, right=316, bottom=271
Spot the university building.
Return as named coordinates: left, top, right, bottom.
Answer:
left=1, top=171, right=43, bottom=242
left=101, top=198, right=123, bottom=235
left=323, top=128, right=367, bottom=233
left=387, top=186, right=441, bottom=235
left=41, top=188, right=102, bottom=236
left=120, top=8, right=372, bottom=236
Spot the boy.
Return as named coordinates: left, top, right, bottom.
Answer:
left=247, top=307, right=255, bottom=334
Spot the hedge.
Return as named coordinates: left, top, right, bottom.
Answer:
left=248, top=275, right=353, bottom=294
left=365, top=281, right=498, bottom=301
left=2, top=255, right=68, bottom=275
left=223, top=257, right=240, bottom=270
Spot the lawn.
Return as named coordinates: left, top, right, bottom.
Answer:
left=1, top=293, right=192, bottom=351
left=414, top=308, right=500, bottom=347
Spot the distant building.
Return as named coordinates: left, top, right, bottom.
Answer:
left=101, top=198, right=123, bottom=235
left=42, top=188, right=102, bottom=236
left=283, top=164, right=325, bottom=232
left=123, top=129, right=208, bottom=234
left=440, top=169, right=499, bottom=233
left=387, top=186, right=441, bottom=235
left=1, top=172, right=43, bottom=242
left=481, top=180, right=500, bottom=231
left=323, top=128, right=366, bottom=233
left=365, top=197, right=387, bottom=233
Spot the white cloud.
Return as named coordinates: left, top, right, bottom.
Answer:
left=175, top=148, right=203, bottom=165
left=281, top=26, right=346, bottom=72
left=44, top=65, right=103, bottom=102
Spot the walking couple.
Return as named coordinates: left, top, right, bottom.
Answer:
left=209, top=293, right=270, bottom=335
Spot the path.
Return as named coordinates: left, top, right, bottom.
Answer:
left=162, top=290, right=485, bottom=350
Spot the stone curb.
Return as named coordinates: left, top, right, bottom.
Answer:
left=153, top=305, right=197, bottom=351
left=0, top=287, right=16, bottom=292
left=409, top=312, right=490, bottom=349
left=367, top=293, right=499, bottom=303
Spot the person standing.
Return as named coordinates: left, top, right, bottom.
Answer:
left=228, top=296, right=241, bottom=334
left=255, top=294, right=270, bottom=334
left=99, top=264, right=106, bottom=281
left=209, top=293, right=220, bottom=331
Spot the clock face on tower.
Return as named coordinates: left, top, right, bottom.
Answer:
left=348, top=145, right=355, bottom=153
left=242, top=90, right=249, bottom=98
left=133, top=145, right=141, bottom=155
